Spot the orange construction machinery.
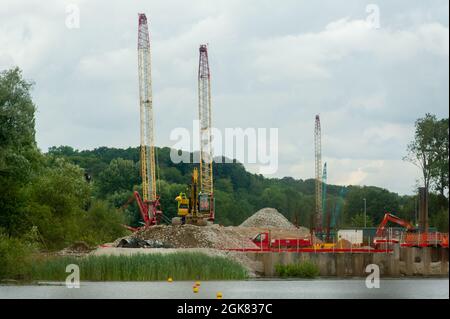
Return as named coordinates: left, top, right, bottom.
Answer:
left=373, top=212, right=448, bottom=248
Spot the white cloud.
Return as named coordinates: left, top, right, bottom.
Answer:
left=249, top=18, right=449, bottom=84
left=0, top=0, right=448, bottom=195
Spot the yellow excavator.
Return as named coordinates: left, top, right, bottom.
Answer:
left=174, top=168, right=209, bottom=226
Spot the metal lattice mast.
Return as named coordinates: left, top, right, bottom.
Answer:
left=138, top=13, right=156, bottom=202
left=315, top=115, right=322, bottom=232
left=198, top=44, right=213, bottom=195
left=322, top=162, right=327, bottom=228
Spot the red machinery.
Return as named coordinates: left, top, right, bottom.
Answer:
left=373, top=212, right=448, bottom=248
left=373, top=213, right=416, bottom=247
left=122, top=192, right=162, bottom=232
left=134, top=191, right=162, bottom=227
left=252, top=232, right=312, bottom=250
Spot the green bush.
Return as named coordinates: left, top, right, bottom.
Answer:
left=80, top=201, right=129, bottom=246
left=275, top=260, right=320, bottom=278
left=0, top=232, right=35, bottom=280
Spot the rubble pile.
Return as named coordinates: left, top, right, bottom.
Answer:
left=133, top=224, right=259, bottom=249
left=113, top=208, right=312, bottom=250
left=240, top=208, right=297, bottom=229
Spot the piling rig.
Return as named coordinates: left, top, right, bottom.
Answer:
left=130, top=13, right=162, bottom=230
left=174, top=45, right=215, bottom=226
left=314, top=115, right=323, bottom=235
left=198, top=44, right=215, bottom=222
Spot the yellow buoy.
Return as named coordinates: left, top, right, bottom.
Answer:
left=193, top=285, right=199, bottom=293
left=216, top=292, right=223, bottom=299
left=167, top=277, right=173, bottom=282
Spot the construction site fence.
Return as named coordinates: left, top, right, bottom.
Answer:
left=223, top=247, right=393, bottom=253
left=402, top=231, right=449, bottom=248
left=226, top=229, right=448, bottom=253
left=229, top=234, right=394, bottom=253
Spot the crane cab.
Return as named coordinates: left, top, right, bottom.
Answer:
left=175, top=193, right=189, bottom=217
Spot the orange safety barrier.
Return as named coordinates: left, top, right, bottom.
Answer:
left=403, top=232, right=449, bottom=247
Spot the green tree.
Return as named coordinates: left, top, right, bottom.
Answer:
left=430, top=209, right=449, bottom=232
left=404, top=114, right=442, bottom=193
left=47, top=145, right=77, bottom=157
left=0, top=67, right=41, bottom=236
left=215, top=178, right=234, bottom=193
left=261, top=187, right=287, bottom=213
left=430, top=118, right=449, bottom=199
left=81, top=200, right=128, bottom=245
left=214, top=190, right=235, bottom=225
left=95, top=158, right=139, bottom=197
left=25, top=158, right=91, bottom=248
left=161, top=166, right=185, bottom=184
left=343, top=186, right=399, bottom=226
left=0, top=67, right=39, bottom=180
left=350, top=213, right=373, bottom=227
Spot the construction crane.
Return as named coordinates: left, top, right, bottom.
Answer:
left=173, top=45, right=215, bottom=226
left=198, top=44, right=214, bottom=221
left=314, top=115, right=322, bottom=233
left=133, top=13, right=162, bottom=228
left=322, top=162, right=327, bottom=228
left=322, top=162, right=328, bottom=240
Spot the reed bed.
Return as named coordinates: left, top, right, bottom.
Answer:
left=30, top=252, right=248, bottom=281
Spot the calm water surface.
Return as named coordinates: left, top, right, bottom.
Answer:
left=0, top=279, right=448, bottom=299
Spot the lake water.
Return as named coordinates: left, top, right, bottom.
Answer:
left=0, top=279, right=448, bottom=299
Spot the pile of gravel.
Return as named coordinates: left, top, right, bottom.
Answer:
left=240, top=208, right=297, bottom=229
left=134, top=224, right=259, bottom=249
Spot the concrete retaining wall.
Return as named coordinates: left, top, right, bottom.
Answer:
left=246, top=246, right=449, bottom=277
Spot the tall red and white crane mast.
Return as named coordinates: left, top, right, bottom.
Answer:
left=314, top=115, right=322, bottom=232
left=134, top=13, right=161, bottom=227
left=198, top=44, right=214, bottom=221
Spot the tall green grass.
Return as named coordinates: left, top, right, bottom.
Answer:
left=30, top=252, right=248, bottom=281
left=275, top=261, right=320, bottom=278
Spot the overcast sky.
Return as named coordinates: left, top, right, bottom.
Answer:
left=1, top=0, right=448, bottom=195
